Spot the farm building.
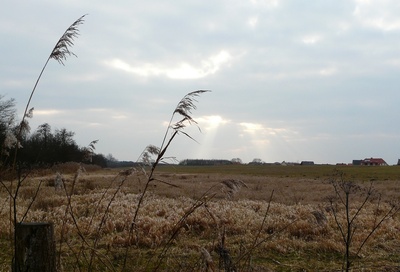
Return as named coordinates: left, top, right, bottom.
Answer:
left=360, top=158, right=388, bottom=166
left=300, top=161, right=314, bottom=165
left=352, top=160, right=362, bottom=166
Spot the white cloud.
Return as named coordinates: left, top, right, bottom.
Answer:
left=34, top=109, right=64, bottom=116
left=301, top=34, right=322, bottom=44
left=353, top=0, right=400, bottom=31
left=319, top=67, right=337, bottom=76
left=385, top=58, right=400, bottom=67
left=239, top=122, right=296, bottom=137
left=249, top=0, right=279, bottom=8
left=112, top=114, right=128, bottom=120
left=240, top=122, right=264, bottom=134
left=62, top=73, right=102, bottom=82
left=105, top=50, right=233, bottom=79
left=87, top=122, right=104, bottom=127
left=31, top=108, right=130, bottom=127
left=2, top=79, right=31, bottom=88
left=248, top=16, right=259, bottom=28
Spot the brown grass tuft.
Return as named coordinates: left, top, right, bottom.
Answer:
left=220, top=179, right=248, bottom=199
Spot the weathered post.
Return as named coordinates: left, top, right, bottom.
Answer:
left=14, top=222, right=56, bottom=272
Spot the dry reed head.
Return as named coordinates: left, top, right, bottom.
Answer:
left=171, top=90, right=210, bottom=131
left=311, top=210, right=328, bottom=227
left=220, top=179, right=248, bottom=199
left=2, top=131, right=18, bottom=155
left=140, top=145, right=160, bottom=165
left=119, top=168, right=135, bottom=177
left=82, top=139, right=98, bottom=162
left=200, top=247, right=215, bottom=272
left=50, top=14, right=87, bottom=65
left=174, top=91, right=209, bottom=121
left=54, top=172, right=63, bottom=191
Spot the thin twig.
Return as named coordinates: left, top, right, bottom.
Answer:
left=20, top=179, right=44, bottom=222
left=236, top=190, right=275, bottom=265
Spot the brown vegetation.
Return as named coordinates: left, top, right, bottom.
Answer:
left=2, top=13, right=398, bottom=271
left=0, top=165, right=399, bottom=271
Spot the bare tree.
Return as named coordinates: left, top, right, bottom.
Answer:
left=327, top=170, right=399, bottom=271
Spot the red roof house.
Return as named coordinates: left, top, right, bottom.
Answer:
left=361, top=158, right=388, bottom=166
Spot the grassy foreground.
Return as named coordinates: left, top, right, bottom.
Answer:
left=0, top=163, right=399, bottom=271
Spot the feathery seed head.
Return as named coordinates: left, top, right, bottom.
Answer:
left=170, top=90, right=210, bottom=132
left=174, top=90, right=210, bottom=119
left=50, top=14, right=87, bottom=65
left=221, top=179, right=248, bottom=199
left=140, top=144, right=160, bottom=165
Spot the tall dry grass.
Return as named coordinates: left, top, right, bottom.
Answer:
left=0, top=14, right=87, bottom=271
left=1, top=88, right=211, bottom=271
left=1, top=168, right=399, bottom=271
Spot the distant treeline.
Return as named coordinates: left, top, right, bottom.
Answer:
left=106, top=160, right=135, bottom=168
left=0, top=96, right=111, bottom=168
left=10, top=123, right=108, bottom=168
left=179, top=159, right=233, bottom=166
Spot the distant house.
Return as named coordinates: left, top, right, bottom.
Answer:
left=300, top=161, right=314, bottom=165
left=361, top=158, right=388, bottom=166
left=281, top=161, right=300, bottom=166
left=352, top=160, right=362, bottom=166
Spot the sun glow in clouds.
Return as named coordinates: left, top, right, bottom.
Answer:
left=106, top=50, right=232, bottom=79
left=238, top=122, right=269, bottom=160
left=239, top=122, right=274, bottom=145
left=239, top=122, right=289, bottom=141
left=238, top=122, right=300, bottom=160
left=197, top=115, right=229, bottom=131
left=193, top=115, right=229, bottom=158
left=240, top=122, right=264, bottom=134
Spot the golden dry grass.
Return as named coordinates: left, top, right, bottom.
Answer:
left=0, top=165, right=399, bottom=271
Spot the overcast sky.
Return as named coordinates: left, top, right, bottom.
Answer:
left=2, top=0, right=400, bottom=164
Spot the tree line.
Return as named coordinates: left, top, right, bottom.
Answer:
left=0, top=95, right=108, bottom=168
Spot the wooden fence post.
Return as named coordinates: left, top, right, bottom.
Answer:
left=14, top=222, right=56, bottom=272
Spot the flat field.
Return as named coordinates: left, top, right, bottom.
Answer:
left=0, top=164, right=399, bottom=271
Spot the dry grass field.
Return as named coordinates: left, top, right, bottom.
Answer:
left=3, top=14, right=398, bottom=271
left=0, top=163, right=399, bottom=271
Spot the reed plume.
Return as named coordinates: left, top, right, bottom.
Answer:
left=50, top=15, right=86, bottom=65
left=221, top=179, right=248, bottom=199
left=5, top=15, right=87, bottom=271
left=17, top=14, right=87, bottom=150
left=162, top=90, right=210, bottom=148
left=122, top=90, right=209, bottom=270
